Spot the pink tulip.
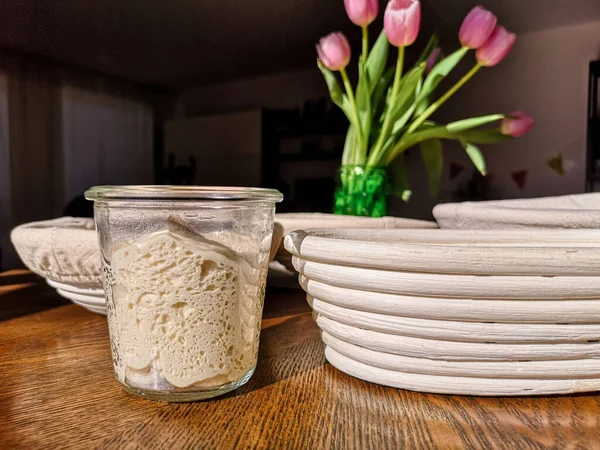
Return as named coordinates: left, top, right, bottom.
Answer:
left=501, top=112, right=534, bottom=137
left=459, top=6, right=497, bottom=49
left=475, top=25, right=516, bottom=66
left=344, top=0, right=379, bottom=27
left=425, top=47, right=442, bottom=73
left=316, top=32, right=351, bottom=71
left=384, top=0, right=421, bottom=47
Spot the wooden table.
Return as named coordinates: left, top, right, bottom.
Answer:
left=1, top=272, right=600, bottom=449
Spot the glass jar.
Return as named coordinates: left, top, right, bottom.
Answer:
left=85, top=186, right=283, bottom=402
left=333, top=166, right=390, bottom=217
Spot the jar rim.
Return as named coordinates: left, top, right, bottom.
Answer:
left=85, top=185, right=283, bottom=202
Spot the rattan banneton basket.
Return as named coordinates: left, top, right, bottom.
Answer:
left=285, top=228, right=600, bottom=396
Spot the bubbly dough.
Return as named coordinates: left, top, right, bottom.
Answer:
left=109, top=228, right=262, bottom=390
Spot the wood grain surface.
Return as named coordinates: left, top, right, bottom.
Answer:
left=1, top=274, right=600, bottom=449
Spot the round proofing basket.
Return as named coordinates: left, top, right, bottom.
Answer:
left=299, top=277, right=600, bottom=324
left=10, top=216, right=287, bottom=315
left=308, top=296, right=600, bottom=342
left=10, top=217, right=102, bottom=288
left=323, top=346, right=600, bottom=396
left=284, top=228, right=600, bottom=276
left=273, top=214, right=437, bottom=272
left=293, top=256, right=600, bottom=299
left=433, top=193, right=600, bottom=230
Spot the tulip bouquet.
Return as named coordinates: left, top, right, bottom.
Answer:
left=317, top=0, right=534, bottom=216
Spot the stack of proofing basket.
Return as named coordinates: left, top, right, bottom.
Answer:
left=284, top=194, right=600, bottom=396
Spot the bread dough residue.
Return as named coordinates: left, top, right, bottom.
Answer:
left=108, top=221, right=264, bottom=390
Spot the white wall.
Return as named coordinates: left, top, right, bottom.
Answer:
left=438, top=20, right=600, bottom=199
left=176, top=69, right=327, bottom=116
left=62, top=85, right=154, bottom=204
left=165, top=111, right=262, bottom=186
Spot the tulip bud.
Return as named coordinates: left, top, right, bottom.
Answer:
left=501, top=111, right=534, bottom=137
left=425, top=47, right=442, bottom=73
left=459, top=6, right=497, bottom=49
left=316, top=32, right=351, bottom=71
left=475, top=25, right=516, bottom=67
left=384, top=0, right=421, bottom=47
left=344, top=0, right=379, bottom=27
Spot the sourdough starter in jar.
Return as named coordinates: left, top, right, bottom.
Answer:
left=108, top=218, right=264, bottom=394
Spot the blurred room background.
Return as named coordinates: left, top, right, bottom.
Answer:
left=0, top=0, right=599, bottom=268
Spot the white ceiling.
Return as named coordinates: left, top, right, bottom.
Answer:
left=0, top=0, right=598, bottom=88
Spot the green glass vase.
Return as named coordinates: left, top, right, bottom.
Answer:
left=333, top=166, right=390, bottom=217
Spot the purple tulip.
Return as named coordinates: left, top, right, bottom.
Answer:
left=384, top=0, right=421, bottom=47
left=501, top=112, right=534, bottom=137
left=459, top=6, right=497, bottom=49
left=475, top=25, right=516, bottom=66
left=425, top=47, right=442, bottom=73
left=316, top=32, right=351, bottom=71
left=344, top=0, right=379, bottom=27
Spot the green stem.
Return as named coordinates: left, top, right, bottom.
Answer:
left=406, top=63, right=481, bottom=135
left=362, top=27, right=368, bottom=61
left=340, top=68, right=363, bottom=159
left=367, top=46, right=404, bottom=167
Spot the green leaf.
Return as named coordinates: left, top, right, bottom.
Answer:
left=416, top=47, right=468, bottom=105
left=420, top=138, right=443, bottom=197
left=446, top=114, right=504, bottom=133
left=462, top=141, right=487, bottom=175
left=372, top=68, right=394, bottom=117
left=458, top=129, right=509, bottom=144
left=342, top=125, right=355, bottom=165
left=384, top=120, right=506, bottom=169
left=412, top=35, right=440, bottom=117
left=413, top=95, right=430, bottom=117
left=317, top=59, right=351, bottom=118
left=417, top=34, right=439, bottom=65
left=379, top=132, right=402, bottom=166
left=390, top=104, right=416, bottom=137
left=418, top=120, right=438, bottom=129
left=369, top=67, right=424, bottom=168
left=391, top=78, right=422, bottom=135
left=389, top=115, right=410, bottom=138
left=389, top=63, right=425, bottom=126
left=389, top=153, right=412, bottom=202
left=356, top=61, right=372, bottom=115
left=385, top=124, right=446, bottom=165
left=365, top=30, right=389, bottom=93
